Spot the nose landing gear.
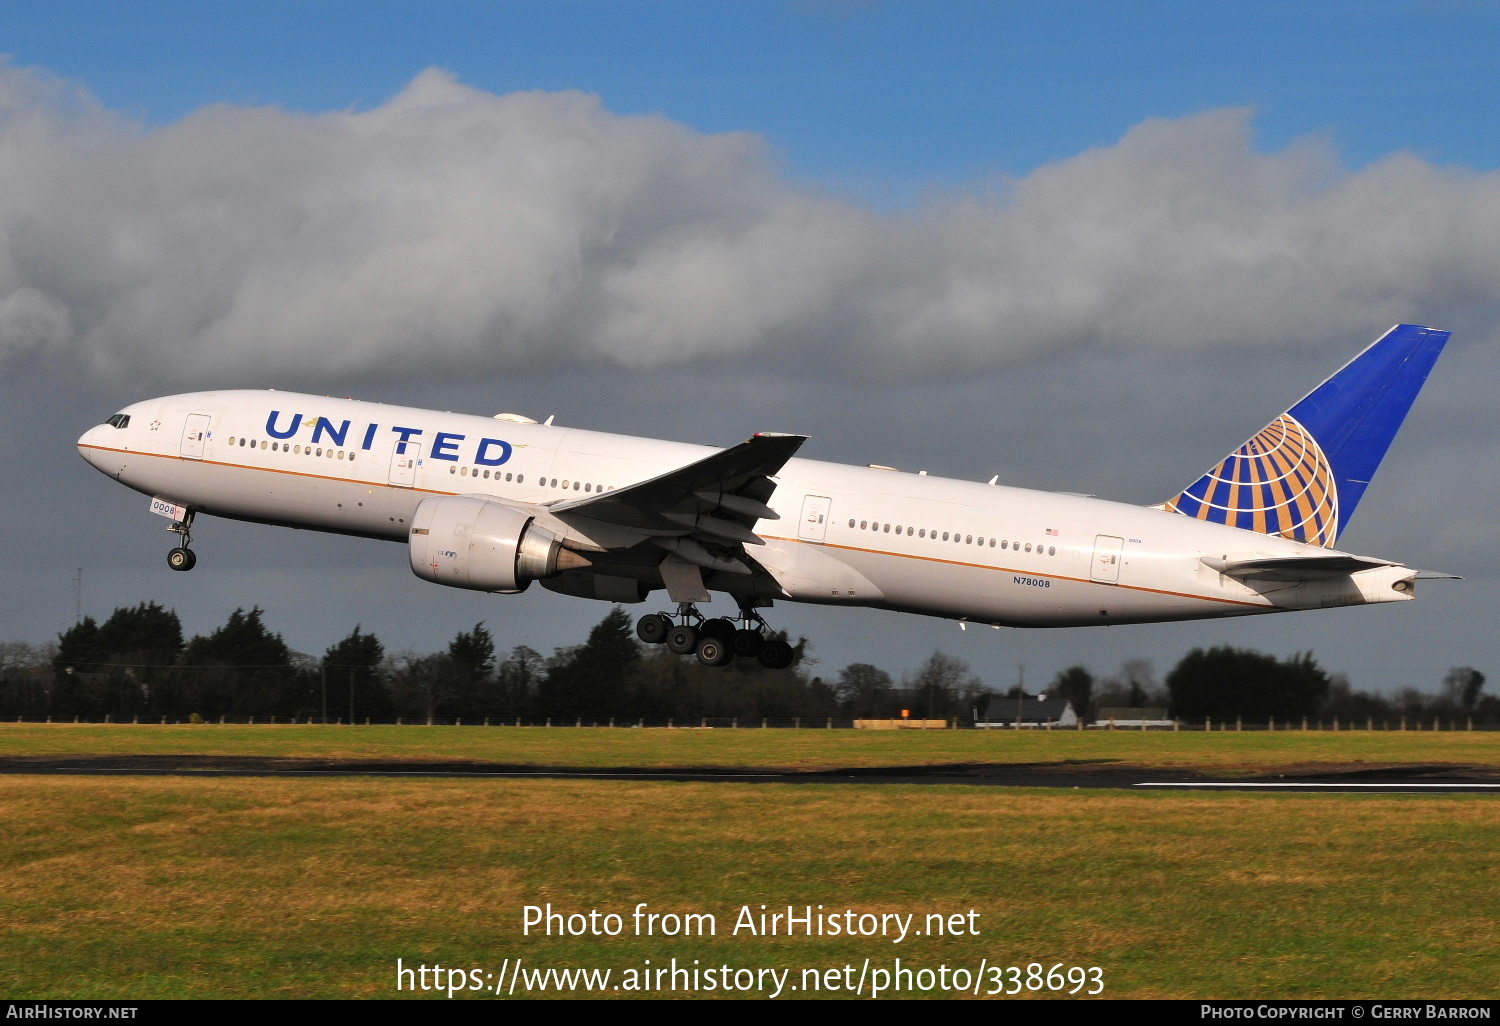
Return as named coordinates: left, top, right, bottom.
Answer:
left=167, top=511, right=198, bottom=572
left=635, top=601, right=794, bottom=670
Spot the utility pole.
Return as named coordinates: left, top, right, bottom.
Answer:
left=349, top=668, right=354, bottom=725
left=74, top=568, right=83, bottom=623
left=320, top=666, right=327, bottom=724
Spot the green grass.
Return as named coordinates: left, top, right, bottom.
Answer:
left=0, top=775, right=1494, bottom=999
left=1, top=721, right=1497, bottom=773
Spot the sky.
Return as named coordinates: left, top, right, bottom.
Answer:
left=1, top=0, right=1498, bottom=694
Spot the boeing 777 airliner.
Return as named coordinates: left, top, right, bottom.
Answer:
left=77, top=324, right=1452, bottom=669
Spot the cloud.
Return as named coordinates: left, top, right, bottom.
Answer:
left=0, top=63, right=1497, bottom=386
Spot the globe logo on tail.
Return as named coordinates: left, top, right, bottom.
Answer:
left=1163, top=414, right=1339, bottom=547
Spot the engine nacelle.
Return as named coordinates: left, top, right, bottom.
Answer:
left=409, top=495, right=573, bottom=594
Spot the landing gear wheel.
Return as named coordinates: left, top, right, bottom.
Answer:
left=699, top=618, right=736, bottom=642
left=758, top=638, right=794, bottom=670
left=665, top=624, right=699, bottom=655
left=696, top=635, right=733, bottom=667
left=167, top=547, right=196, bottom=572
left=636, top=613, right=672, bottom=645
left=731, top=629, right=764, bottom=659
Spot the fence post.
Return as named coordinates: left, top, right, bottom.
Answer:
left=1173, top=719, right=1179, bottom=732
left=1301, top=717, right=1307, bottom=732
left=1236, top=716, right=1242, bottom=732
left=762, top=718, right=768, bottom=729
left=1333, top=717, right=1339, bottom=732
left=668, top=718, right=673, bottom=729
left=795, top=717, right=800, bottom=729
left=1468, top=716, right=1474, bottom=732
left=827, top=717, right=832, bottom=729
left=1269, top=716, right=1275, bottom=732
left=1205, top=717, right=1210, bottom=732
left=732, top=717, right=738, bottom=729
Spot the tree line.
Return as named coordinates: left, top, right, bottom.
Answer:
left=0, top=602, right=1490, bottom=724
left=1044, top=648, right=1493, bottom=725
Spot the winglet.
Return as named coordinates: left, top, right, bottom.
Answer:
left=1163, top=324, right=1449, bottom=546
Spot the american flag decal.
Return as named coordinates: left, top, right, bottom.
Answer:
left=1045, top=528, right=1058, bottom=536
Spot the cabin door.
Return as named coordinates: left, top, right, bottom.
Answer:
left=1091, top=535, right=1124, bottom=584
left=180, top=414, right=210, bottom=460
left=389, top=442, right=422, bottom=487
left=798, top=495, right=832, bottom=543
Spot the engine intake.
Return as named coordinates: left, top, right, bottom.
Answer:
left=409, top=495, right=585, bottom=593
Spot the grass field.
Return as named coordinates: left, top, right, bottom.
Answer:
left=2, top=721, right=1498, bottom=773
left=0, top=775, right=1495, bottom=999
left=2, top=726, right=1495, bottom=1000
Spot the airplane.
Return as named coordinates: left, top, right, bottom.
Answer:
left=76, top=324, right=1452, bottom=670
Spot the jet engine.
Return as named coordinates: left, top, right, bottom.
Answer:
left=409, top=495, right=587, bottom=593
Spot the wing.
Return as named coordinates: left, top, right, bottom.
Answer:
left=549, top=432, right=808, bottom=578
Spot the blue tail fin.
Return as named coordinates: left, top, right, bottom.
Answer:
left=1163, top=324, right=1450, bottom=547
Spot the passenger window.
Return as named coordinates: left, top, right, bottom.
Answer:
left=517, top=474, right=524, bottom=483
left=349, top=453, right=355, bottom=462
left=942, top=532, right=949, bottom=541
left=506, top=473, right=513, bottom=482
left=228, top=437, right=236, bottom=446
left=1025, top=542, right=1032, bottom=552
left=261, top=441, right=268, bottom=449
left=338, top=450, right=345, bottom=460
left=585, top=483, right=592, bottom=492
left=860, top=521, right=867, bottom=530
left=574, top=482, right=580, bottom=490
left=918, top=529, right=925, bottom=538
left=449, top=466, right=456, bottom=474
left=551, top=478, right=557, bottom=487
left=1048, top=546, right=1056, bottom=556
left=883, top=524, right=890, bottom=533
left=966, top=535, right=972, bottom=544
left=989, top=538, right=996, bottom=547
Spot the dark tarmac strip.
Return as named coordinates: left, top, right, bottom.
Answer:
left=0, top=756, right=1496, bottom=792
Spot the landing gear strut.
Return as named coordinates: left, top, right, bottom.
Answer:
left=634, top=600, right=794, bottom=670
left=167, top=511, right=197, bottom=572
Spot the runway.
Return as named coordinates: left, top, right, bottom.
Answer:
left=1, top=756, right=1496, bottom=792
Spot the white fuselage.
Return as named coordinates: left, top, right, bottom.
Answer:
left=76, top=390, right=1417, bottom=627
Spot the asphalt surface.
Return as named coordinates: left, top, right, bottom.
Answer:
left=1, top=755, right=1497, bottom=792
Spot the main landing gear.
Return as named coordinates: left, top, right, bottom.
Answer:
left=636, top=603, right=795, bottom=670
left=167, top=511, right=198, bottom=572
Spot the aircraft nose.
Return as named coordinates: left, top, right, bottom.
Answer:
left=77, top=425, right=104, bottom=466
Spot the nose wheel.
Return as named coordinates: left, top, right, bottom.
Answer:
left=167, top=511, right=198, bottom=572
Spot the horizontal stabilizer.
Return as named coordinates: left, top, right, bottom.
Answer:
left=1200, top=554, right=1401, bottom=582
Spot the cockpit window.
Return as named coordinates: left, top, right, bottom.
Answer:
left=106, top=414, right=130, bottom=429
